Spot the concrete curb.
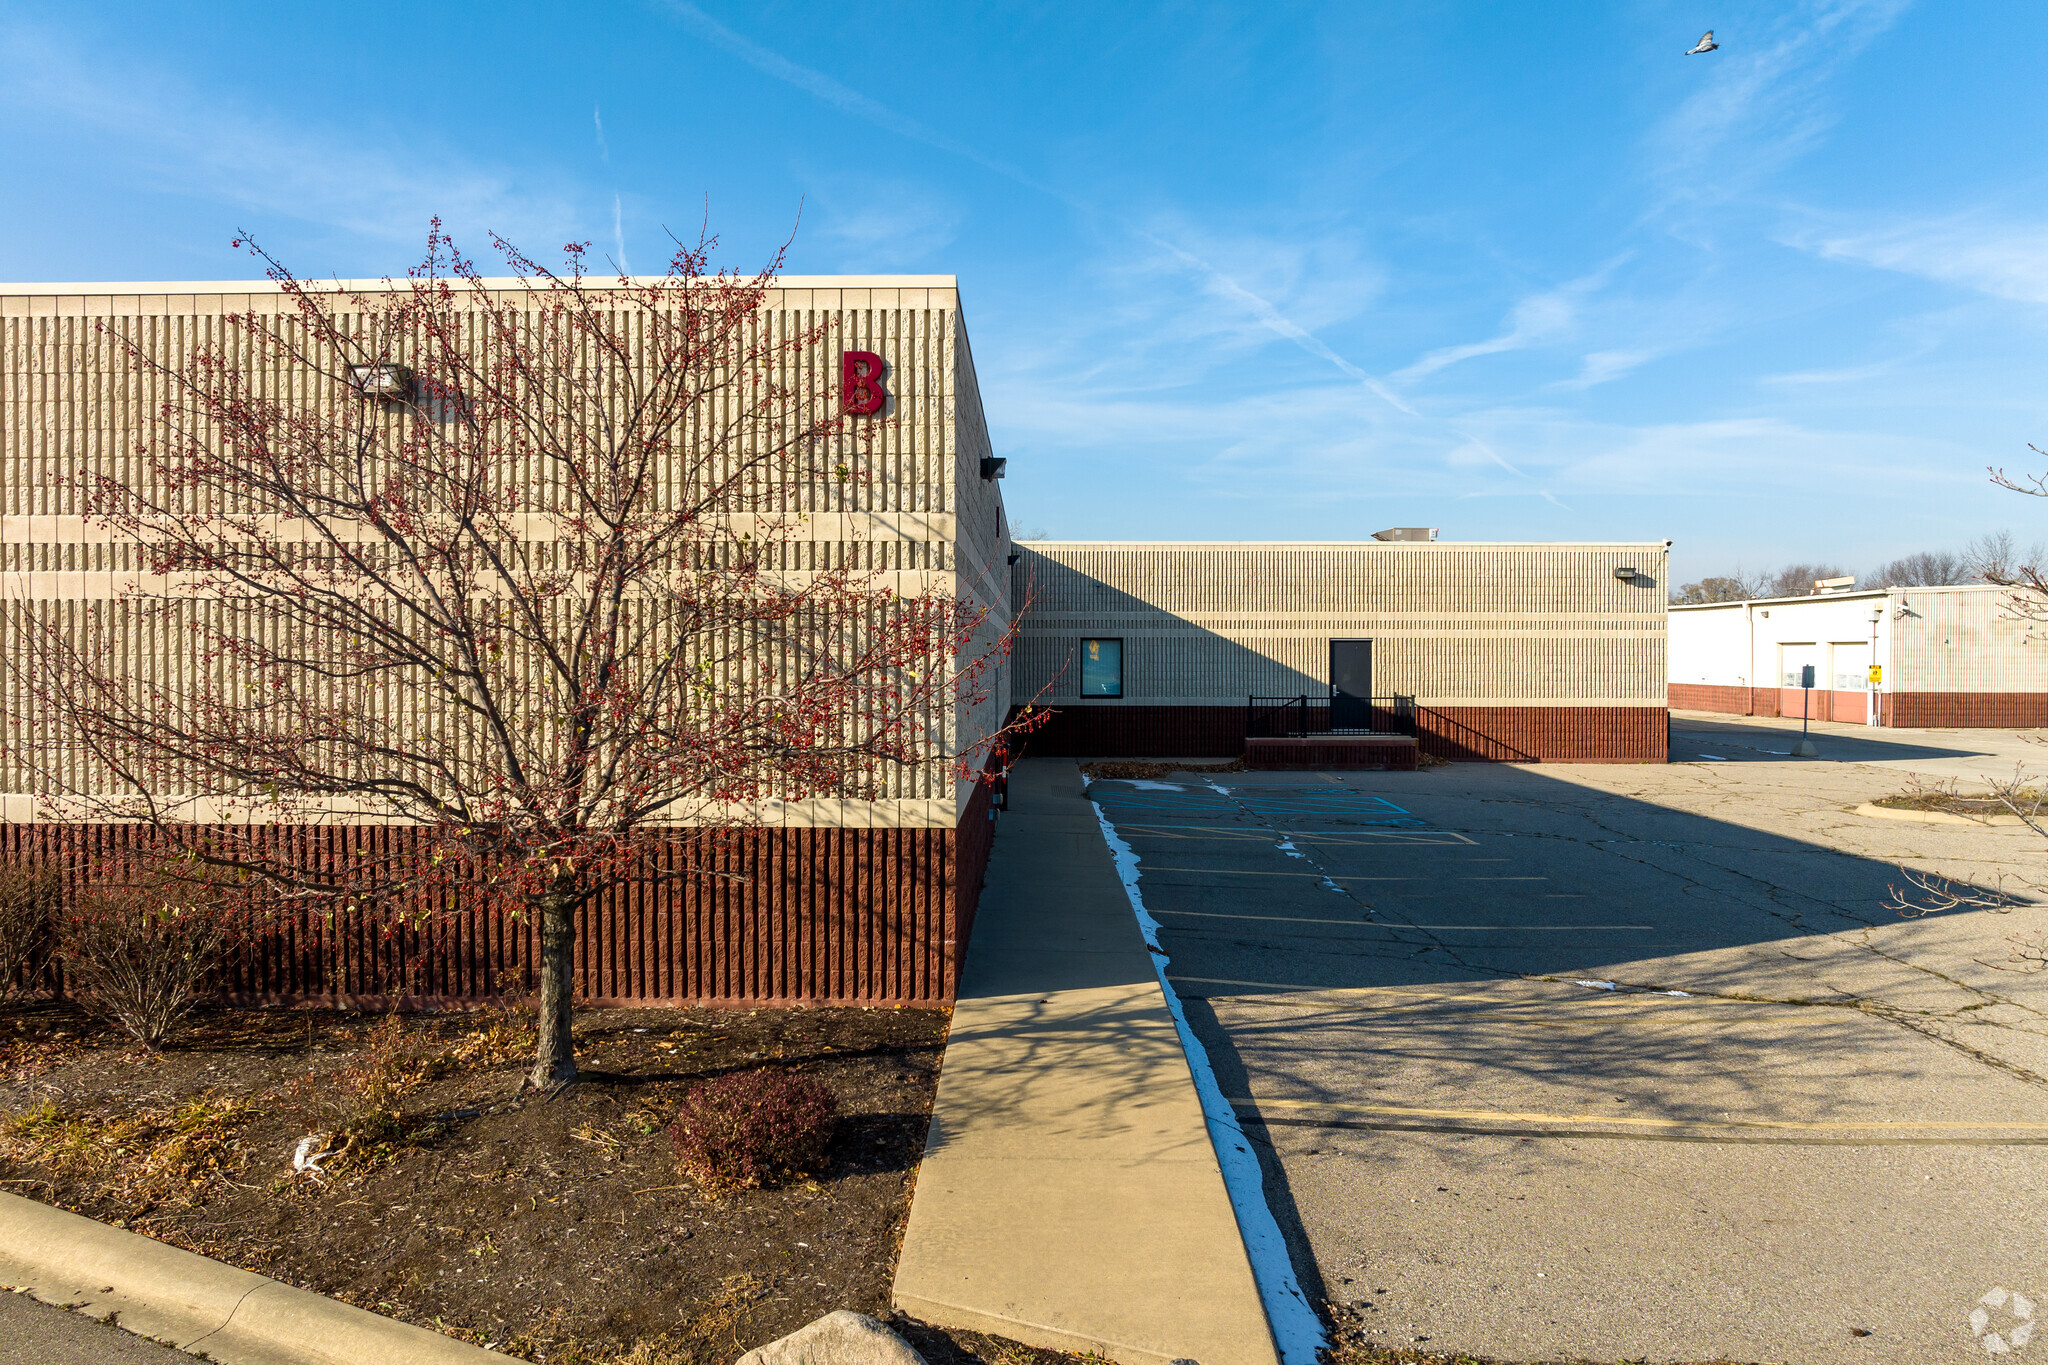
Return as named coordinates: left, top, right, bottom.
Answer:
left=0, top=1192, right=499, bottom=1365
left=1850, top=801, right=2025, bottom=827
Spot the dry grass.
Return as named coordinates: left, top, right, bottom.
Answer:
left=0, top=1092, right=259, bottom=1212
left=1080, top=759, right=1245, bottom=780
left=1875, top=787, right=2044, bottom=814
left=497, top=1273, right=768, bottom=1364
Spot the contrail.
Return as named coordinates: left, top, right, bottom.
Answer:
left=653, top=1, right=1413, bottom=416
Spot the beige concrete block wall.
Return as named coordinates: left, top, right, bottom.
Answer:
left=0, top=277, right=1004, bottom=826
left=1889, top=584, right=2048, bottom=693
left=1013, top=541, right=1668, bottom=707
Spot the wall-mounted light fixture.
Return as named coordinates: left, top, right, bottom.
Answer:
left=981, top=457, right=1007, bottom=481
left=347, top=363, right=412, bottom=400
left=1614, top=566, right=1640, bottom=581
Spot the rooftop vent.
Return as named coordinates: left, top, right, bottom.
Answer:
left=1372, top=527, right=1438, bottom=543
left=1814, top=575, right=1857, bottom=594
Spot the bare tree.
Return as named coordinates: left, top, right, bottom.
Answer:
left=1670, top=571, right=1766, bottom=605
left=1760, top=562, right=1849, bottom=598
left=1868, top=549, right=1971, bottom=588
left=1, top=223, right=1019, bottom=1088
left=1965, top=527, right=2048, bottom=586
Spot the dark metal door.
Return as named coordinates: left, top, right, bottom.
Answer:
left=1329, top=639, right=1372, bottom=731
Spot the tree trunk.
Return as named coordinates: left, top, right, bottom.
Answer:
left=529, top=890, right=578, bottom=1089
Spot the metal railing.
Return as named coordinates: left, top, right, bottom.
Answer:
left=1246, top=693, right=1416, bottom=739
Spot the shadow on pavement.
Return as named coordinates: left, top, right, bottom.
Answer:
left=1081, top=763, right=2038, bottom=1332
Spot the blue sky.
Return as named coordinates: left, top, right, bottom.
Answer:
left=3, top=1, right=2044, bottom=581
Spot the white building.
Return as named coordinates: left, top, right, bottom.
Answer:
left=1669, top=584, right=2048, bottom=727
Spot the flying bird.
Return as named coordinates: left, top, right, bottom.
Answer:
left=1685, top=30, right=1719, bottom=54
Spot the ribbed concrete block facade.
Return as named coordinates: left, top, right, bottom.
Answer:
left=0, top=276, right=1011, bottom=1005
left=1013, top=541, right=1669, bottom=762
left=0, top=276, right=1013, bottom=825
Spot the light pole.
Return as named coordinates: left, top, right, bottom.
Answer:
left=1868, top=604, right=1884, bottom=726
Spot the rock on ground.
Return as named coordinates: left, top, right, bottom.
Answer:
left=734, top=1310, right=927, bottom=1365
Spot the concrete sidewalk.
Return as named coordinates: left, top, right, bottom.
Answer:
left=892, top=760, right=1279, bottom=1365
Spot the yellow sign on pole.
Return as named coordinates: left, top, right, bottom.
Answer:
left=1868, top=664, right=1883, bottom=685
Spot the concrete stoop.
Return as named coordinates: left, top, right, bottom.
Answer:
left=891, top=760, right=1280, bottom=1365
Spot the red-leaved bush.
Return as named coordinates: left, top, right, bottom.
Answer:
left=670, top=1069, right=838, bottom=1190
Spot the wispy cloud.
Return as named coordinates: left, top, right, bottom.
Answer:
left=593, top=105, right=611, bottom=165
left=1132, top=227, right=1412, bottom=413
left=805, top=175, right=961, bottom=269
left=1644, top=0, right=1911, bottom=216
left=656, top=1, right=1054, bottom=197
left=654, top=1, right=1411, bottom=414
left=1793, top=215, right=2048, bottom=304
left=1394, top=265, right=1618, bottom=383
left=0, top=25, right=579, bottom=254
left=1554, top=349, right=1655, bottom=391
left=611, top=194, right=630, bottom=275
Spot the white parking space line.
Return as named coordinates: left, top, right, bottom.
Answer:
left=1231, top=1095, right=2048, bottom=1134
left=1151, top=910, right=1654, bottom=929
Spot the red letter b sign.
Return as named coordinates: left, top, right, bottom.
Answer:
left=842, top=351, right=887, bottom=415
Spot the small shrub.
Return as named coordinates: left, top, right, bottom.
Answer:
left=314, top=1012, right=441, bottom=1160
left=669, top=1068, right=837, bottom=1190
left=59, top=868, right=236, bottom=1048
left=0, top=863, right=61, bottom=1003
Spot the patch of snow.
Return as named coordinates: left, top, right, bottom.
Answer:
left=1123, top=780, right=1188, bottom=791
left=1663, top=990, right=1692, bottom=998
left=1089, top=800, right=1327, bottom=1365
left=1574, top=980, right=1619, bottom=991
left=1275, top=837, right=1305, bottom=859
left=1696, top=754, right=1727, bottom=762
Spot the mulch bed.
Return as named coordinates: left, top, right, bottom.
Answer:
left=1873, top=789, right=2040, bottom=816
left=0, top=1001, right=1086, bottom=1364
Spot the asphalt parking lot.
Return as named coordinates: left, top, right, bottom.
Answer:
left=1084, top=715, right=2048, bottom=1364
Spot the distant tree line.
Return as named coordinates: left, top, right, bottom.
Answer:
left=1670, top=531, right=2045, bottom=604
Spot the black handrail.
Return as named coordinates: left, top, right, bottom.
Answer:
left=1246, top=693, right=1416, bottom=738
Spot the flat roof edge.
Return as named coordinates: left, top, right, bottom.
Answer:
left=1672, top=584, right=2004, bottom=610
left=0, top=275, right=959, bottom=297
left=1020, top=540, right=1673, bottom=549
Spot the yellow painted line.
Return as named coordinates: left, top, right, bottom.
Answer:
left=1233, top=1096, right=2048, bottom=1132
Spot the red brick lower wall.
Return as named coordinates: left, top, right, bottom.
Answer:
left=1671, top=686, right=2048, bottom=728
left=1, top=808, right=993, bottom=1009
left=1415, top=706, right=1667, bottom=762
left=1670, top=684, right=1873, bottom=723
left=1669, top=683, right=1757, bottom=715
left=1021, top=705, right=1667, bottom=763
left=1884, top=692, right=2048, bottom=727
